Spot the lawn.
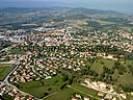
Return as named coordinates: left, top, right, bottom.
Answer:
left=90, top=58, right=115, bottom=74
left=46, top=88, right=75, bottom=100
left=3, top=94, right=14, bottom=100
left=18, top=75, right=66, bottom=98
left=17, top=73, right=100, bottom=100
left=70, top=83, right=99, bottom=99
left=97, top=19, right=115, bottom=25
left=127, top=94, right=133, bottom=100
left=116, top=73, right=133, bottom=92
left=0, top=64, right=13, bottom=80
left=9, top=47, right=25, bottom=54
left=47, top=83, right=99, bottom=100
left=87, top=57, right=133, bottom=92
left=119, top=59, right=133, bottom=67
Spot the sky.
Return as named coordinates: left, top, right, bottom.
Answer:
left=0, top=0, right=133, bottom=14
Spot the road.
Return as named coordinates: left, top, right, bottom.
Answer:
left=0, top=47, right=41, bottom=100
left=0, top=46, right=13, bottom=53
left=1, top=47, right=123, bottom=100
left=3, top=57, right=34, bottom=97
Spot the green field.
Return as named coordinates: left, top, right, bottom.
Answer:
left=89, top=58, right=133, bottom=92
left=16, top=57, right=133, bottom=99
left=45, top=88, right=75, bottom=100
left=69, top=84, right=99, bottom=99
left=90, top=58, right=115, bottom=74
left=47, top=84, right=99, bottom=100
left=0, top=64, right=13, bottom=80
left=3, top=94, right=14, bottom=100
left=97, top=19, right=115, bottom=25
left=18, top=75, right=64, bottom=98
left=17, top=74, right=99, bottom=100
left=9, top=47, right=25, bottom=54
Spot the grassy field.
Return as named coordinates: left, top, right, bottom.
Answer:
left=46, top=88, right=75, bottom=100
left=18, top=74, right=99, bottom=100
left=127, top=95, right=133, bottom=100
left=0, top=64, right=13, bottom=80
left=89, top=57, right=133, bottom=92
left=18, top=75, right=65, bottom=98
left=16, top=57, right=133, bottom=99
left=97, top=19, right=115, bottom=25
left=90, top=58, right=115, bottom=74
left=3, top=94, right=14, bottom=100
left=69, top=84, right=99, bottom=99
left=9, top=47, right=25, bottom=54
left=47, top=84, right=99, bottom=100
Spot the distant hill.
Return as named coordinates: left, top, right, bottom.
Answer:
left=0, top=7, right=130, bottom=25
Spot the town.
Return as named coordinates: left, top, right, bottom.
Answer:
left=0, top=7, right=133, bottom=100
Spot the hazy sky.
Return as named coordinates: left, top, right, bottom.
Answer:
left=0, top=0, right=133, bottom=14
